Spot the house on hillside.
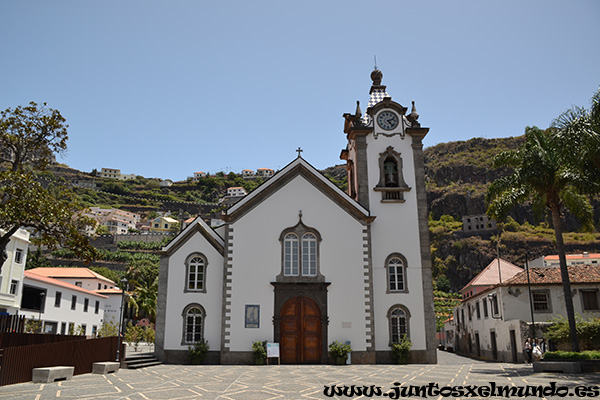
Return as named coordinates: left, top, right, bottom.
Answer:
left=0, top=228, right=30, bottom=315
left=529, top=252, right=600, bottom=268
left=241, top=169, right=254, bottom=178
left=85, top=207, right=141, bottom=235
left=155, top=69, right=437, bottom=365
left=99, top=168, right=136, bottom=180
left=454, top=263, right=600, bottom=362
left=149, top=216, right=179, bottom=233
left=255, top=168, right=274, bottom=178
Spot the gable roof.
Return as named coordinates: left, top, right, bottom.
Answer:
left=504, top=265, right=600, bottom=286
left=224, top=157, right=373, bottom=225
left=24, top=271, right=108, bottom=299
left=161, top=216, right=225, bottom=257
left=460, top=258, right=522, bottom=293
left=27, top=267, right=116, bottom=285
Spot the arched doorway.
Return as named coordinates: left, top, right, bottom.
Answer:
left=280, top=296, right=322, bottom=364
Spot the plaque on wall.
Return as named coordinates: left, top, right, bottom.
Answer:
left=245, top=305, right=260, bottom=328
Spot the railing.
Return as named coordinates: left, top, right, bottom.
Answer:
left=0, top=315, right=25, bottom=333
left=0, top=332, right=85, bottom=349
left=0, top=336, right=119, bottom=386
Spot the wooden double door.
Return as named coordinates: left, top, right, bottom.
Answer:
left=280, top=296, right=322, bottom=364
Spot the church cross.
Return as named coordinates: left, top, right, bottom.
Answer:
left=296, top=147, right=303, bottom=158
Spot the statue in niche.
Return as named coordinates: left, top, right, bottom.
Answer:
left=384, top=158, right=399, bottom=187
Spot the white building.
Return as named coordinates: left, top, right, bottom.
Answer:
left=462, top=214, right=497, bottom=232
left=529, top=252, right=600, bottom=268
left=226, top=187, right=247, bottom=197
left=99, top=168, right=136, bottom=180
left=454, top=264, right=600, bottom=362
left=155, top=69, right=436, bottom=364
left=24, top=268, right=117, bottom=291
left=241, top=169, right=254, bottom=178
left=0, top=228, right=30, bottom=315
left=191, top=171, right=207, bottom=180
left=21, top=270, right=108, bottom=336
left=255, top=168, right=274, bottom=178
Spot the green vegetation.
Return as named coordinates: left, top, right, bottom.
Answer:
left=252, top=340, right=267, bottom=364
left=51, top=248, right=159, bottom=263
left=390, top=335, right=412, bottom=364
left=433, top=290, right=461, bottom=331
left=329, top=340, right=352, bottom=362
left=544, top=316, right=600, bottom=350
left=0, top=102, right=98, bottom=270
left=117, top=237, right=174, bottom=251
left=188, top=340, right=209, bottom=364
left=97, top=320, right=119, bottom=337
left=543, top=351, right=600, bottom=360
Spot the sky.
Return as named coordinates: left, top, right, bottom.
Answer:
left=1, top=1, right=599, bottom=181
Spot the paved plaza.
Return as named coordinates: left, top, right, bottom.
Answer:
left=0, top=351, right=598, bottom=400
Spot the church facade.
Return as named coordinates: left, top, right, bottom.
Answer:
left=155, top=69, right=437, bottom=364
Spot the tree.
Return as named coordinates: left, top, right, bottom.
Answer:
left=0, top=102, right=97, bottom=272
left=552, top=87, right=600, bottom=195
left=486, top=126, right=595, bottom=352
left=0, top=102, right=68, bottom=172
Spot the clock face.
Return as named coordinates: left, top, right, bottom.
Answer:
left=377, top=111, right=399, bottom=130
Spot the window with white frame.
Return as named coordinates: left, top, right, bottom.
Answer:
left=185, top=254, right=207, bottom=292
left=182, top=304, right=205, bottom=344
left=386, top=254, right=407, bottom=292
left=9, top=280, right=18, bottom=295
left=388, top=305, right=410, bottom=344
left=283, top=233, right=299, bottom=276
left=280, top=218, right=321, bottom=279
left=301, top=233, right=317, bottom=276
left=14, top=248, right=24, bottom=264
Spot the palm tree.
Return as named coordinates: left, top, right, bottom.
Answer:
left=552, top=88, right=600, bottom=195
left=486, top=126, right=594, bottom=352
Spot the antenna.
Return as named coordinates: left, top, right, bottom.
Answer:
left=374, top=55, right=378, bottom=70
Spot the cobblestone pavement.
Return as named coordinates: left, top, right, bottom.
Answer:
left=0, top=352, right=598, bottom=400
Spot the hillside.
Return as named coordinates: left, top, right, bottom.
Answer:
left=48, top=135, right=600, bottom=292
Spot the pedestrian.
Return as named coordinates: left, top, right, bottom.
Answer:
left=539, top=338, right=547, bottom=354
left=524, top=338, right=532, bottom=364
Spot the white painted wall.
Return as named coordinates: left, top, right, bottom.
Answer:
left=227, top=175, right=369, bottom=352
left=162, top=229, right=224, bottom=351
left=21, top=276, right=106, bottom=336
left=0, top=228, right=29, bottom=314
left=367, top=113, right=427, bottom=352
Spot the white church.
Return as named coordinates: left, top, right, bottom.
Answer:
left=155, top=69, right=437, bottom=364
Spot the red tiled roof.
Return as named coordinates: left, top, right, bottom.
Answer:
left=544, top=253, right=600, bottom=261
left=95, top=288, right=124, bottom=295
left=460, top=258, right=523, bottom=293
left=24, top=271, right=108, bottom=299
left=27, top=268, right=116, bottom=285
left=504, top=265, right=600, bottom=285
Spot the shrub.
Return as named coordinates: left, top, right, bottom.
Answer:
left=97, top=320, right=119, bottom=337
left=188, top=340, right=209, bottom=364
left=252, top=340, right=267, bottom=364
left=543, top=351, right=600, bottom=360
left=329, top=341, right=352, bottom=360
left=391, top=335, right=412, bottom=364
left=545, top=315, right=600, bottom=349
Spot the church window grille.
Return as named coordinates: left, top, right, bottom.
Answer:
left=386, top=253, right=408, bottom=293
left=283, top=233, right=299, bottom=276
left=301, top=233, right=317, bottom=276
left=279, top=216, right=322, bottom=281
left=185, top=254, right=207, bottom=293
left=388, top=305, right=410, bottom=344
left=182, top=304, right=205, bottom=344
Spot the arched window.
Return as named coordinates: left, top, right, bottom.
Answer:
left=388, top=305, right=410, bottom=344
left=301, top=233, right=317, bottom=276
left=386, top=253, right=408, bottom=293
left=182, top=304, right=205, bottom=344
left=185, top=254, right=207, bottom=293
left=375, top=146, right=411, bottom=202
left=283, top=233, right=299, bottom=276
left=279, top=213, right=322, bottom=280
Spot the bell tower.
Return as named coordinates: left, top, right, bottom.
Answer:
left=340, top=68, right=437, bottom=363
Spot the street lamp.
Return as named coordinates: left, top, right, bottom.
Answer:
left=39, top=292, right=46, bottom=331
left=525, top=257, right=536, bottom=339
left=116, top=278, right=128, bottom=362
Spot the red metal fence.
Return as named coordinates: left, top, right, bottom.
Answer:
left=0, top=336, right=119, bottom=386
